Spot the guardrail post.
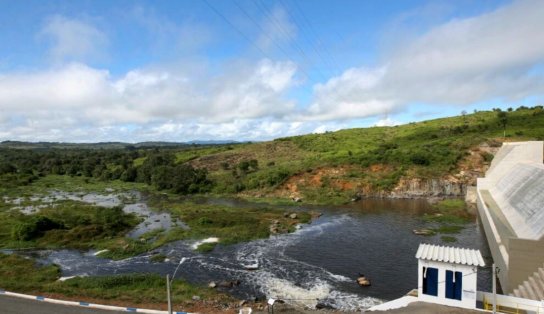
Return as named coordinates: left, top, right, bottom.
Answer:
left=492, top=263, right=497, bottom=314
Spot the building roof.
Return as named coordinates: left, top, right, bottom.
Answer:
left=415, top=243, right=485, bottom=267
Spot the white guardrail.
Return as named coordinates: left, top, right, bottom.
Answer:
left=0, top=289, right=194, bottom=314
left=477, top=291, right=544, bottom=314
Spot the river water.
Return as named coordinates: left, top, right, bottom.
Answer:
left=13, top=197, right=493, bottom=311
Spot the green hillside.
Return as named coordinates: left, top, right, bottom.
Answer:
left=186, top=106, right=544, bottom=203
left=1, top=106, right=543, bottom=204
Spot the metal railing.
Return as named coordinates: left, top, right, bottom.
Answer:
left=481, top=293, right=543, bottom=314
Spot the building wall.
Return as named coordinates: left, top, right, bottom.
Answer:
left=417, top=260, right=478, bottom=309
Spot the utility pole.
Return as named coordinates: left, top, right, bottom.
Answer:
left=492, top=263, right=496, bottom=314
left=167, top=257, right=187, bottom=314
left=167, top=274, right=172, bottom=314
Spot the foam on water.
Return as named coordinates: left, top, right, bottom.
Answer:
left=93, top=249, right=109, bottom=256
left=191, top=237, right=219, bottom=250
left=196, top=215, right=377, bottom=310
left=326, top=290, right=382, bottom=311
left=260, top=276, right=331, bottom=309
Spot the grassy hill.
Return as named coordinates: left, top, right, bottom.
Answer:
left=1, top=106, right=543, bottom=204
left=181, top=106, right=544, bottom=203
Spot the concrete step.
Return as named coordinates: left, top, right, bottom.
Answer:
left=534, top=270, right=544, bottom=299
left=518, top=285, right=529, bottom=299
left=523, top=281, right=537, bottom=300
left=528, top=276, right=543, bottom=300
left=537, top=266, right=544, bottom=295
left=511, top=265, right=544, bottom=301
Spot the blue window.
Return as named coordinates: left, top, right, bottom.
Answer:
left=422, top=267, right=438, bottom=296
left=445, top=270, right=462, bottom=300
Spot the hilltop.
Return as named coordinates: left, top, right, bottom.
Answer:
left=1, top=106, right=543, bottom=204
left=185, top=106, right=544, bottom=203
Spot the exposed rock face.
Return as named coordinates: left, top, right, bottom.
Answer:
left=356, top=177, right=467, bottom=199
left=272, top=143, right=498, bottom=200
left=390, top=177, right=466, bottom=198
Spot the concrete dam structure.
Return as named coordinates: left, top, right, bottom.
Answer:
left=476, top=141, right=544, bottom=297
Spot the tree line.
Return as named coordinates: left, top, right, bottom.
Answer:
left=0, top=148, right=212, bottom=194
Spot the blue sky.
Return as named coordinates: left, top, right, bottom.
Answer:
left=0, top=0, right=542, bottom=142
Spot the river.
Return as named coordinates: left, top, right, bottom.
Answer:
left=13, top=197, right=493, bottom=311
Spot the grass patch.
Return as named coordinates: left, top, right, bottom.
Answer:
left=0, top=253, right=60, bottom=292
left=150, top=253, right=167, bottom=263
left=424, top=198, right=473, bottom=224
left=441, top=236, right=458, bottom=243
left=149, top=195, right=312, bottom=246
left=48, top=273, right=228, bottom=305
left=0, top=253, right=232, bottom=307
left=196, top=242, right=217, bottom=253
left=421, top=199, right=472, bottom=236
left=433, top=225, right=464, bottom=234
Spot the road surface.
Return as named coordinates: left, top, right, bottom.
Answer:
left=0, top=294, right=127, bottom=314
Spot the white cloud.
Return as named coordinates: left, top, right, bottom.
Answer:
left=307, top=0, right=544, bottom=120
left=0, top=63, right=112, bottom=113
left=40, top=15, right=108, bottom=63
left=0, top=59, right=298, bottom=141
left=3, top=0, right=544, bottom=142
left=374, top=117, right=400, bottom=127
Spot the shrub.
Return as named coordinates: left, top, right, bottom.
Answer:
left=11, top=216, right=63, bottom=241
left=480, top=152, right=494, bottom=163
left=410, top=153, right=430, bottom=166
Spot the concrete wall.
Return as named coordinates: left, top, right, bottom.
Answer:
left=476, top=189, right=510, bottom=292
left=417, top=260, right=478, bottom=309
left=508, top=238, right=544, bottom=290
left=490, top=163, right=544, bottom=240
left=486, top=141, right=543, bottom=185
left=476, top=141, right=544, bottom=293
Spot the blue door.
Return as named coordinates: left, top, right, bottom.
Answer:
left=423, top=267, right=438, bottom=296
left=446, top=270, right=462, bottom=300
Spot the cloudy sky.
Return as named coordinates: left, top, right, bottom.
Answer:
left=0, top=0, right=543, bottom=142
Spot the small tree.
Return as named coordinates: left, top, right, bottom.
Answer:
left=497, top=110, right=508, bottom=137
left=461, top=110, right=467, bottom=124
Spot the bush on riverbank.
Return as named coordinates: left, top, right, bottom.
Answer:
left=0, top=253, right=60, bottom=292
left=0, top=253, right=233, bottom=310
left=0, top=201, right=140, bottom=251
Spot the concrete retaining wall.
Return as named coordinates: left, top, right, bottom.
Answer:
left=476, top=141, right=544, bottom=293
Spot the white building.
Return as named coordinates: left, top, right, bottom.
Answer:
left=416, top=243, right=485, bottom=309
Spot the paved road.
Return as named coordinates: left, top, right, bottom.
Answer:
left=370, top=301, right=486, bottom=313
left=0, top=295, right=127, bottom=314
